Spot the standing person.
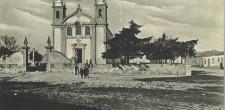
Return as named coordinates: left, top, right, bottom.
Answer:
left=80, top=66, right=84, bottom=79
left=84, top=60, right=89, bottom=78
left=89, top=59, right=93, bottom=68
left=220, top=62, right=224, bottom=69
left=75, top=63, right=79, bottom=75
left=85, top=60, right=89, bottom=68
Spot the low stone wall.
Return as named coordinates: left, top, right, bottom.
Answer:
left=0, top=63, right=191, bottom=76
left=90, top=64, right=191, bottom=76
left=0, top=64, right=25, bottom=73
left=48, top=63, right=73, bottom=73
left=147, top=64, right=191, bottom=76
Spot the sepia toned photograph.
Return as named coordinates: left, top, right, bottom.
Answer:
left=0, top=0, right=224, bottom=110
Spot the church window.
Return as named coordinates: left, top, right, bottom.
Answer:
left=75, top=22, right=81, bottom=35
left=56, top=10, right=60, bottom=19
left=85, top=26, right=90, bottom=35
left=67, top=26, right=72, bottom=36
left=98, top=9, right=102, bottom=17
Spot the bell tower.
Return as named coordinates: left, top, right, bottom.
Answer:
left=52, top=0, right=66, bottom=25
left=94, top=0, right=108, bottom=25
left=94, top=0, right=109, bottom=64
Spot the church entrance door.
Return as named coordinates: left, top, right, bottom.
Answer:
left=77, top=49, right=82, bottom=63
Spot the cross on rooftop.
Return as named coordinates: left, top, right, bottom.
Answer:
left=77, top=0, right=81, bottom=8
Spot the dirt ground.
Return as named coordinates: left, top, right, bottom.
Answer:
left=0, top=68, right=224, bottom=110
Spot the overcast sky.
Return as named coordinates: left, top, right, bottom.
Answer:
left=0, top=0, right=223, bottom=53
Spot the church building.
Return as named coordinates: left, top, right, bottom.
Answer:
left=51, top=0, right=113, bottom=64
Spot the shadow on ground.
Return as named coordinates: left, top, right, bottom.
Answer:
left=0, top=81, right=101, bottom=110
left=0, top=92, right=101, bottom=110
left=83, top=86, right=224, bottom=108
left=0, top=70, right=224, bottom=110
left=135, top=71, right=224, bottom=84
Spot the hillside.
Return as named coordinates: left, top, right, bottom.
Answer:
left=196, top=50, right=224, bottom=57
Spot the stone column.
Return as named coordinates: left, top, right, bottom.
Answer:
left=30, top=48, right=36, bottom=67
left=91, top=25, right=96, bottom=64
left=82, top=47, right=85, bottom=63
left=72, top=43, right=78, bottom=64
left=45, top=36, right=54, bottom=72
left=21, top=37, right=30, bottom=72
left=185, top=56, right=192, bottom=76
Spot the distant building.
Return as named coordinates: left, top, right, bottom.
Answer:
left=51, top=0, right=113, bottom=64
left=202, top=55, right=224, bottom=67
left=191, top=50, right=224, bottom=68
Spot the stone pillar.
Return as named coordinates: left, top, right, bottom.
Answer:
left=185, top=65, right=191, bottom=76
left=185, top=56, right=192, bottom=76
left=21, top=37, right=30, bottom=72
left=72, top=44, right=77, bottom=63
left=91, top=25, right=96, bottom=64
left=45, top=36, right=54, bottom=72
left=82, top=47, right=85, bottom=63
left=30, top=48, right=36, bottom=67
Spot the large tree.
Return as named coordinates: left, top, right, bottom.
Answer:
left=178, top=39, right=198, bottom=63
left=102, top=20, right=152, bottom=64
left=145, top=33, right=198, bottom=64
left=146, top=33, right=179, bottom=63
left=0, top=35, right=19, bottom=59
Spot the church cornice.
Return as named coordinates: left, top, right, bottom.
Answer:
left=67, top=23, right=96, bottom=25
left=95, top=23, right=108, bottom=26
left=51, top=24, right=67, bottom=27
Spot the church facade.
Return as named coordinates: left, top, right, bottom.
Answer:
left=51, top=0, right=113, bottom=64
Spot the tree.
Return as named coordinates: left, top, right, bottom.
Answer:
left=29, top=51, right=43, bottom=63
left=179, top=39, right=198, bottom=63
left=146, top=33, right=179, bottom=63
left=0, top=35, right=19, bottom=59
left=145, top=33, right=198, bottom=64
left=102, top=20, right=152, bottom=64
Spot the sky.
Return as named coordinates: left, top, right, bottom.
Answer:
left=0, top=0, right=224, bottom=53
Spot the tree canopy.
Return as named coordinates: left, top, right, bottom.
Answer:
left=0, top=35, right=19, bottom=59
left=102, top=20, right=152, bottom=64
left=145, top=33, right=198, bottom=64
left=102, top=20, right=198, bottom=64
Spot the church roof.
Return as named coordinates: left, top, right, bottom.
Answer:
left=61, top=6, right=96, bottom=24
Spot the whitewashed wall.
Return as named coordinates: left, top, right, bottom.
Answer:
left=203, top=55, right=224, bottom=67
left=54, top=28, right=61, bottom=52
left=96, top=26, right=106, bottom=64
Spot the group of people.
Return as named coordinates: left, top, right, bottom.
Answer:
left=74, top=59, right=93, bottom=79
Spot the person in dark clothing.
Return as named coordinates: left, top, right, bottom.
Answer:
left=75, top=63, right=79, bottom=75
left=85, top=60, right=89, bottom=68
left=220, top=62, right=224, bottom=69
left=80, top=67, right=84, bottom=79
left=84, top=60, right=89, bottom=78
left=89, top=59, right=93, bottom=68
left=83, top=68, right=89, bottom=78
